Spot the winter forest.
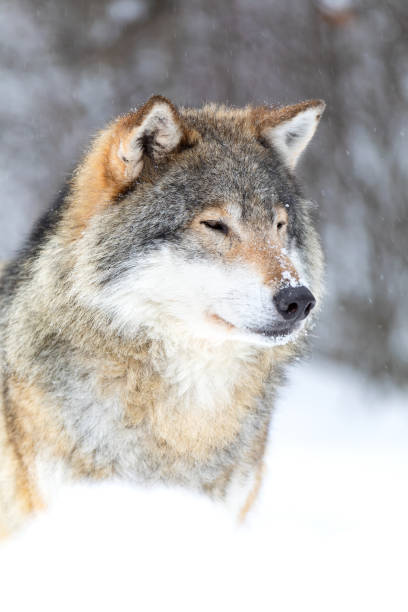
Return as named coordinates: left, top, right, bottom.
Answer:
left=0, top=1, right=407, bottom=611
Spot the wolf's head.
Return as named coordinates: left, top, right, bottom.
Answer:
left=65, top=96, right=324, bottom=348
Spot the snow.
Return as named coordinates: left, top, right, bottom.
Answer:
left=1, top=357, right=407, bottom=612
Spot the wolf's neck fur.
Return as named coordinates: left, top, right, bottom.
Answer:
left=148, top=333, right=263, bottom=408
left=87, top=329, right=276, bottom=459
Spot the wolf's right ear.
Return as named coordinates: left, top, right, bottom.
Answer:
left=111, top=95, right=200, bottom=182
left=69, top=96, right=200, bottom=234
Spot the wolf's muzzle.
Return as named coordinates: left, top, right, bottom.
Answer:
left=273, top=286, right=316, bottom=323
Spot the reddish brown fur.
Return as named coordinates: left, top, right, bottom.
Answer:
left=238, top=462, right=265, bottom=522
left=67, top=96, right=200, bottom=238
left=252, top=99, right=324, bottom=134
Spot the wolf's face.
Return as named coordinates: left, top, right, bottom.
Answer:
left=70, top=97, right=324, bottom=347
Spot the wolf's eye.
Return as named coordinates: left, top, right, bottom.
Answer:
left=277, top=221, right=286, bottom=230
left=201, top=220, right=229, bottom=235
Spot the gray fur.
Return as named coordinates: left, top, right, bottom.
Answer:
left=0, top=99, right=324, bottom=531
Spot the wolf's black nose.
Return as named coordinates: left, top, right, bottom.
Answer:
left=273, top=286, right=316, bottom=322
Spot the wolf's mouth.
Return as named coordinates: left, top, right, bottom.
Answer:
left=247, top=324, right=297, bottom=338
left=209, top=313, right=298, bottom=340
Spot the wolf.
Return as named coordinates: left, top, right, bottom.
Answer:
left=0, top=95, right=324, bottom=536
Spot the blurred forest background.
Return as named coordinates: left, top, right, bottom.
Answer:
left=0, top=0, right=407, bottom=387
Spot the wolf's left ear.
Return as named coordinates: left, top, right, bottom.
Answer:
left=257, top=100, right=325, bottom=170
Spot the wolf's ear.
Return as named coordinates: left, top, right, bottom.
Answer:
left=69, top=96, right=200, bottom=235
left=112, top=95, right=199, bottom=182
left=257, top=100, right=325, bottom=170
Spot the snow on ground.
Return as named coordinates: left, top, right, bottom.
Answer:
left=1, top=357, right=407, bottom=612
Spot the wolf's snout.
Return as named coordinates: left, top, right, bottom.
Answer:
left=273, top=286, right=316, bottom=322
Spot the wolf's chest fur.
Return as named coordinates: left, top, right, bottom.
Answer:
left=67, top=337, right=276, bottom=489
